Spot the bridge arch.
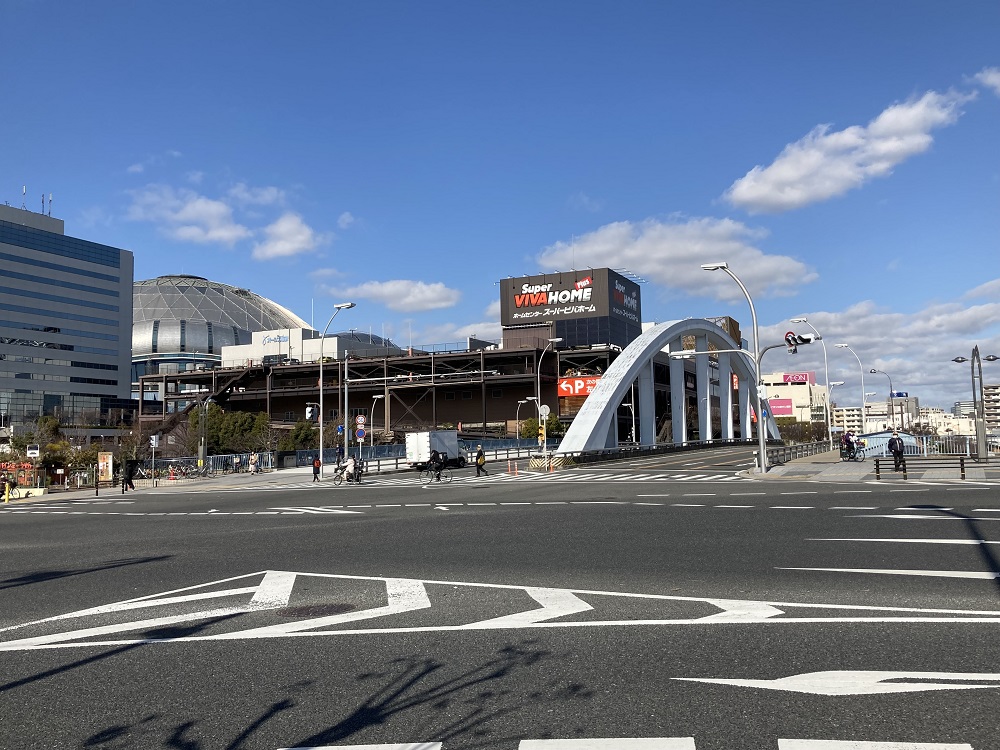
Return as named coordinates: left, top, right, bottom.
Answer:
left=556, top=319, right=778, bottom=453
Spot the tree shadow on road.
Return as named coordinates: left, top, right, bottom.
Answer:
left=0, top=555, right=172, bottom=591
left=910, top=503, right=1000, bottom=595
left=76, top=638, right=593, bottom=749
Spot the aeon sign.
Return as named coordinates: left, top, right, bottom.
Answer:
left=782, top=372, right=815, bottom=384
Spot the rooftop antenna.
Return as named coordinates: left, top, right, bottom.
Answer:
left=41, top=193, right=44, bottom=214
left=21, top=185, right=26, bottom=210
left=48, top=193, right=52, bottom=217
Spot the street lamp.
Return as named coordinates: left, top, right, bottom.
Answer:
left=790, top=317, right=832, bottom=448
left=863, top=391, right=877, bottom=433
left=515, top=399, right=528, bottom=439
left=198, top=397, right=215, bottom=468
left=370, top=394, right=385, bottom=449
left=835, top=344, right=866, bottom=437
left=828, top=381, right=845, bottom=434
left=701, top=262, right=768, bottom=473
left=318, top=301, right=356, bottom=479
left=537, top=337, right=563, bottom=455
left=952, top=347, right=998, bottom=461
left=869, top=369, right=893, bottom=428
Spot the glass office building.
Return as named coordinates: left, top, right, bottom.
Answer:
left=0, top=204, right=134, bottom=429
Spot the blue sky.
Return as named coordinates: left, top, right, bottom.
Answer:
left=4, top=1, right=999, bottom=410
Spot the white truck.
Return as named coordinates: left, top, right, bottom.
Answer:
left=405, top=430, right=470, bottom=469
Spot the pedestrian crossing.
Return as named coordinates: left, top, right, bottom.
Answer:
left=188, top=470, right=753, bottom=492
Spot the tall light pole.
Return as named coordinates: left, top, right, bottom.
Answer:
left=370, top=394, right=385, bottom=449
left=835, top=343, right=866, bottom=436
left=701, top=262, right=768, bottom=473
left=537, top=337, right=563, bottom=455
left=790, top=317, right=832, bottom=448
left=953, top=347, right=998, bottom=461
left=318, top=301, right=356, bottom=479
left=863, top=391, right=877, bottom=433
left=515, top=399, right=528, bottom=439
left=869, top=368, right=895, bottom=429
left=828, top=380, right=845, bottom=435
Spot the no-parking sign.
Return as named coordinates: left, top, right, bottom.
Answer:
left=355, top=428, right=366, bottom=440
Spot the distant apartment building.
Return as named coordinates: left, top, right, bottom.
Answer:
left=0, top=204, right=134, bottom=433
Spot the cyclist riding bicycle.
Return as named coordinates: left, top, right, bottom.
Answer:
left=428, top=449, right=446, bottom=482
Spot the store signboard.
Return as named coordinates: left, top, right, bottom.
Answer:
left=499, top=268, right=640, bottom=326
left=98, top=451, right=114, bottom=482
left=558, top=376, right=601, bottom=397
left=768, top=398, right=794, bottom=417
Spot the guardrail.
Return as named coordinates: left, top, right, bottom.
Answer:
left=765, top=441, right=835, bottom=466
left=874, top=455, right=970, bottom=481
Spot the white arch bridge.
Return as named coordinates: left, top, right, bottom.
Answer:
left=555, top=319, right=779, bottom=455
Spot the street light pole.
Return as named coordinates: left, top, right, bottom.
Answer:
left=790, top=317, right=832, bottom=448
left=869, top=368, right=894, bottom=429
left=835, top=343, right=866, bottom=435
left=318, top=302, right=355, bottom=480
left=515, top=399, right=528, bottom=439
left=701, top=262, right=768, bottom=473
left=537, top=337, right=563, bottom=455
left=828, top=380, right=845, bottom=436
left=370, top=394, right=385, bottom=449
left=952, top=347, right=998, bottom=461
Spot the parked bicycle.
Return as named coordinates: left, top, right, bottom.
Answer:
left=2, top=480, right=21, bottom=499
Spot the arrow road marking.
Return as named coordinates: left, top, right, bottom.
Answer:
left=676, top=670, right=1000, bottom=696
left=462, top=587, right=593, bottom=629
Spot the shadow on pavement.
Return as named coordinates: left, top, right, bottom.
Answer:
left=0, top=555, right=172, bottom=591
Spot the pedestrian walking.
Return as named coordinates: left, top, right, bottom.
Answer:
left=475, top=445, right=489, bottom=476
left=887, top=431, right=905, bottom=472
left=122, top=459, right=136, bottom=492
left=248, top=451, right=259, bottom=474
left=336, top=445, right=344, bottom=463
left=312, top=455, right=321, bottom=482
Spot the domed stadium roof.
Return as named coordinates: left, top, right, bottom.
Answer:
left=133, top=275, right=310, bottom=358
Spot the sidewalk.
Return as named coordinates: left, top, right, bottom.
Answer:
left=762, top=449, right=1000, bottom=483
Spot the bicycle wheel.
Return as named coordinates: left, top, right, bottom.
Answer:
left=8, top=487, right=20, bottom=499
left=855, top=449, right=865, bottom=462
left=333, top=472, right=343, bottom=486
left=442, top=468, right=453, bottom=483
left=420, top=470, right=433, bottom=485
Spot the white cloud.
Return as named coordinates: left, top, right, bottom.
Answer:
left=252, top=212, right=326, bottom=260
left=186, top=171, right=204, bottom=184
left=228, top=182, right=285, bottom=206
left=333, top=280, right=462, bottom=312
left=538, top=216, right=816, bottom=301
left=337, top=211, right=355, bottom=229
left=756, top=295, right=1000, bottom=409
left=568, top=191, right=604, bottom=213
left=974, top=67, right=1000, bottom=97
left=483, top=299, right=501, bottom=320
left=966, top=278, right=1000, bottom=300
left=126, top=163, right=144, bottom=174
left=126, top=184, right=251, bottom=246
left=419, top=319, right=503, bottom=345
left=723, top=90, right=975, bottom=213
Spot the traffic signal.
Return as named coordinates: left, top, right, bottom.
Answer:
left=538, top=427, right=544, bottom=437
left=305, top=405, right=318, bottom=421
left=784, top=331, right=818, bottom=354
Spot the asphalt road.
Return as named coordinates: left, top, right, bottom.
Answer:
left=3, top=453, right=1000, bottom=749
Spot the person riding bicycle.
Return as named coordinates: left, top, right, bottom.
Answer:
left=429, top=449, right=445, bottom=482
left=842, top=431, right=857, bottom=458
left=345, top=455, right=357, bottom=483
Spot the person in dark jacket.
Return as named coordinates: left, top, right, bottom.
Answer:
left=887, top=431, right=905, bottom=472
left=122, top=459, right=137, bottom=491
left=475, top=445, right=489, bottom=477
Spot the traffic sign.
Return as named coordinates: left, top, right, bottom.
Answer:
left=355, top=428, right=366, bottom=440
left=355, top=415, right=366, bottom=425
left=337, top=424, right=344, bottom=434
left=538, top=404, right=550, bottom=417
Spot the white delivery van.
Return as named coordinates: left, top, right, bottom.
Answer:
left=405, top=430, right=470, bottom=469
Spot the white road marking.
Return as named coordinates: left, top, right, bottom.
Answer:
left=828, top=506, right=877, bottom=510
left=282, top=744, right=442, bottom=750
left=270, top=506, right=362, bottom=514
left=780, top=567, right=1000, bottom=580
left=520, top=741, right=695, bottom=749
left=852, top=514, right=1000, bottom=521
left=715, top=505, right=754, bottom=508
left=894, top=506, right=952, bottom=511
left=463, top=588, right=593, bottom=629
left=779, top=741, right=972, bottom=749
left=678, top=669, right=1000, bottom=696
left=812, top=538, right=1000, bottom=546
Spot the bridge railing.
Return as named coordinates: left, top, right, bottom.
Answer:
left=765, top=441, right=835, bottom=465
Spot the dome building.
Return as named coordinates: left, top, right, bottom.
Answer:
left=132, top=275, right=310, bottom=398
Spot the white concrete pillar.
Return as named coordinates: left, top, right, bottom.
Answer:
left=670, top=340, right=687, bottom=445
left=695, top=335, right=710, bottom=441
left=638, top=358, right=656, bottom=445
left=718, top=353, right=734, bottom=439
left=739, top=371, right=752, bottom=440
